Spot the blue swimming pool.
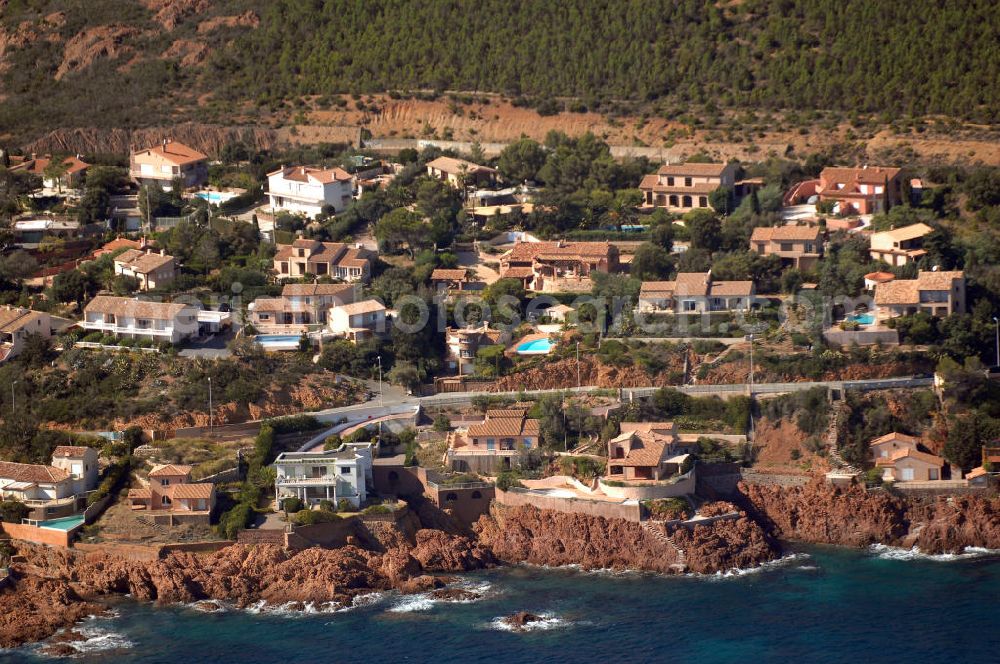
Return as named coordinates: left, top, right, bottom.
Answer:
left=848, top=312, right=875, bottom=325
left=253, top=334, right=303, bottom=351
left=516, top=338, right=554, bottom=354
left=195, top=191, right=237, bottom=204
left=38, top=515, right=84, bottom=531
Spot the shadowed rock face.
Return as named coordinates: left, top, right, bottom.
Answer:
left=737, top=479, right=1000, bottom=554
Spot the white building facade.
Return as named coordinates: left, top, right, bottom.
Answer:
left=267, top=166, right=355, bottom=218
left=273, top=443, right=374, bottom=509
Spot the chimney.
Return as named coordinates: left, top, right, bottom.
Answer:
left=160, top=248, right=166, bottom=256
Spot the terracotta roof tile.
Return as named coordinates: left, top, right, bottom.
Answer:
left=149, top=464, right=193, bottom=477
left=52, top=446, right=94, bottom=458
left=169, top=483, right=215, bottom=499
left=133, top=140, right=207, bottom=166
left=0, top=461, right=70, bottom=484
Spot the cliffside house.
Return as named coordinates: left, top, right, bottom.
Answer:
left=273, top=442, right=374, bottom=510
left=749, top=225, right=824, bottom=270
left=128, top=464, right=216, bottom=518
left=869, top=223, right=934, bottom=266
left=863, top=271, right=896, bottom=291
left=446, top=408, right=540, bottom=473
left=81, top=296, right=199, bottom=344
left=873, top=270, right=966, bottom=323
left=637, top=272, right=755, bottom=314
left=11, top=154, right=90, bottom=189
left=248, top=283, right=357, bottom=334
left=0, top=307, right=52, bottom=363
left=113, top=248, right=177, bottom=291
left=426, top=156, right=498, bottom=189
left=273, top=239, right=374, bottom=282
left=606, top=422, right=692, bottom=481
left=876, top=448, right=945, bottom=482
left=870, top=432, right=921, bottom=461
left=816, top=166, right=904, bottom=215
left=129, top=139, right=208, bottom=190
left=0, top=446, right=99, bottom=519
left=267, top=165, right=355, bottom=218
left=639, top=162, right=739, bottom=212
left=445, top=323, right=511, bottom=376
left=498, top=240, right=620, bottom=293
left=327, top=300, right=387, bottom=342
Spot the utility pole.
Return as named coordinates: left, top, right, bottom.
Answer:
left=377, top=355, right=384, bottom=408
left=207, top=377, right=213, bottom=433
left=994, top=317, right=999, bottom=368
left=10, top=381, right=16, bottom=411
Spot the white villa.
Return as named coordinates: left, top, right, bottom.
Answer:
left=113, top=249, right=177, bottom=291
left=81, top=296, right=198, bottom=344
left=0, top=445, right=99, bottom=519
left=328, top=300, right=387, bottom=342
left=267, top=165, right=355, bottom=218
left=273, top=442, right=374, bottom=509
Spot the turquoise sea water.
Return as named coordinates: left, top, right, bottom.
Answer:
left=5, top=545, right=998, bottom=664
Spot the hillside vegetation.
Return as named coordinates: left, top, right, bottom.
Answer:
left=1, top=0, right=999, bottom=140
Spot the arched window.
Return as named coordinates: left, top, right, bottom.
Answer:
left=471, top=491, right=482, bottom=499
left=682, top=195, right=692, bottom=208
left=698, top=196, right=708, bottom=207
left=445, top=492, right=458, bottom=502
left=669, top=195, right=679, bottom=207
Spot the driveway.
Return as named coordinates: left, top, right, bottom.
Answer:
left=178, top=328, right=235, bottom=359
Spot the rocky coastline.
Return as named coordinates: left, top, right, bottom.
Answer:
left=2, top=485, right=997, bottom=650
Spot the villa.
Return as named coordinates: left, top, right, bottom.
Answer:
left=11, top=153, right=90, bottom=189
left=0, top=306, right=52, bottom=363
left=869, top=432, right=946, bottom=482
left=637, top=272, right=755, bottom=314
left=430, top=268, right=474, bottom=293
left=499, top=240, right=620, bottom=293
left=869, top=223, right=934, bottom=266
left=639, top=162, right=739, bottom=212
left=267, top=165, right=355, bottom=218
left=249, top=283, right=357, bottom=333
left=445, top=323, right=510, bottom=376
left=328, top=300, right=387, bottom=342
left=0, top=446, right=99, bottom=520
left=81, top=296, right=199, bottom=344
left=816, top=166, right=904, bottom=215
left=606, top=422, right=692, bottom=481
left=113, top=249, right=177, bottom=291
left=426, top=156, right=498, bottom=189
left=446, top=408, right=540, bottom=473
left=128, top=464, right=215, bottom=522
left=874, top=270, right=966, bottom=322
left=749, top=225, right=824, bottom=270
left=130, top=139, right=208, bottom=189
left=273, top=442, right=374, bottom=509
left=273, top=238, right=374, bottom=282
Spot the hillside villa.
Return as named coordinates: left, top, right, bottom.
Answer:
left=431, top=268, right=474, bottom=293
left=750, top=225, right=824, bottom=270
left=869, top=433, right=946, bottom=482
left=93, top=236, right=156, bottom=259
left=426, top=156, right=498, bottom=189
left=639, top=162, right=738, bottom=212
left=446, top=408, right=540, bottom=473
left=267, top=165, right=355, bottom=218
left=499, top=240, right=620, bottom=293
left=130, top=139, right=208, bottom=189
left=328, top=300, right=387, bottom=342
left=248, top=283, right=358, bottom=334
left=445, top=323, right=510, bottom=376
left=606, top=422, right=693, bottom=481
left=113, top=249, right=177, bottom=291
left=11, top=154, right=90, bottom=189
left=873, top=270, right=965, bottom=323
left=81, top=296, right=199, bottom=344
left=273, top=442, right=374, bottom=509
left=273, top=239, right=374, bottom=282
left=787, top=166, right=904, bottom=215
left=128, top=464, right=216, bottom=523
left=869, top=223, right=934, bottom=266
left=637, top=272, right=755, bottom=314
left=0, top=446, right=99, bottom=520
left=0, top=306, right=52, bottom=363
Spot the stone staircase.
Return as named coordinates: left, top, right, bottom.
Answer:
left=641, top=520, right=687, bottom=572
left=826, top=404, right=862, bottom=475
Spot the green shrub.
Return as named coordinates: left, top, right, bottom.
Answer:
left=293, top=508, right=341, bottom=525
left=0, top=500, right=29, bottom=523
left=336, top=498, right=353, bottom=512
left=318, top=499, right=335, bottom=511
left=644, top=497, right=691, bottom=521
left=83, top=332, right=104, bottom=343
left=362, top=504, right=393, bottom=515
left=495, top=470, right=525, bottom=491
left=100, top=334, right=118, bottom=346
left=218, top=502, right=254, bottom=538
left=432, top=413, right=451, bottom=432
left=281, top=496, right=304, bottom=513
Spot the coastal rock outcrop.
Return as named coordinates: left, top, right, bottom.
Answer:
left=0, top=576, right=100, bottom=649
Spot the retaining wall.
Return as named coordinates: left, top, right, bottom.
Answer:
left=598, top=471, right=696, bottom=500
left=1, top=522, right=71, bottom=547
left=494, top=488, right=642, bottom=522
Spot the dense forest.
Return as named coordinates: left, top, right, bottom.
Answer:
left=1, top=0, right=999, bottom=137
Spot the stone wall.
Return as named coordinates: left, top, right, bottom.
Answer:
left=494, top=488, right=642, bottom=522
left=599, top=470, right=695, bottom=500
left=0, top=523, right=71, bottom=548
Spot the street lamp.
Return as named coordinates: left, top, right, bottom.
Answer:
left=207, top=377, right=213, bottom=433
left=10, top=380, right=16, bottom=411
left=994, top=317, right=999, bottom=369
left=376, top=355, right=384, bottom=408
left=576, top=341, right=581, bottom=389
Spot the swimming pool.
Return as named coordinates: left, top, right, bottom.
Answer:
left=516, top=337, right=554, bottom=354
left=38, top=515, right=85, bottom=531
left=195, top=191, right=238, bottom=204
left=253, top=334, right=303, bottom=351
left=848, top=313, right=875, bottom=325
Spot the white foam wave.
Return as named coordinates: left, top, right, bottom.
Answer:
left=490, top=613, right=569, bottom=632
left=37, top=623, right=134, bottom=657
left=869, top=544, right=1000, bottom=562
left=687, top=553, right=812, bottom=580
left=388, top=594, right=436, bottom=613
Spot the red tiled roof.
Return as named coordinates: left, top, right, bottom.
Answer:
left=501, top=241, right=614, bottom=264
left=268, top=165, right=353, bottom=184
left=820, top=166, right=901, bottom=186
left=656, top=162, right=731, bottom=177
left=134, top=140, right=207, bottom=166
left=0, top=460, right=70, bottom=484
left=169, top=483, right=215, bottom=499
left=52, top=446, right=94, bottom=458
left=750, top=225, right=822, bottom=242
left=149, top=464, right=193, bottom=477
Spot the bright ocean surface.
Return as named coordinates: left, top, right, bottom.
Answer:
left=5, top=545, right=998, bottom=663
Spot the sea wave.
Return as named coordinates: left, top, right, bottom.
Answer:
left=687, top=553, right=812, bottom=580
left=490, top=613, right=570, bottom=632
left=387, top=580, right=493, bottom=613
left=869, top=544, right=1000, bottom=562
left=35, top=621, right=134, bottom=658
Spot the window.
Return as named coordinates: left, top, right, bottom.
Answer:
left=698, top=196, right=708, bottom=207
left=683, top=300, right=696, bottom=312
left=929, top=469, right=939, bottom=480
left=161, top=495, right=171, bottom=505
left=667, top=177, right=675, bottom=186
left=523, top=438, right=532, bottom=449
left=340, top=466, right=351, bottom=475
left=901, top=468, right=915, bottom=481
left=486, top=438, right=496, bottom=450
left=259, top=313, right=270, bottom=321
left=445, top=492, right=458, bottom=502
left=780, top=243, right=793, bottom=252
left=160, top=479, right=170, bottom=486
left=471, top=490, right=483, bottom=499
left=684, top=177, right=692, bottom=186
